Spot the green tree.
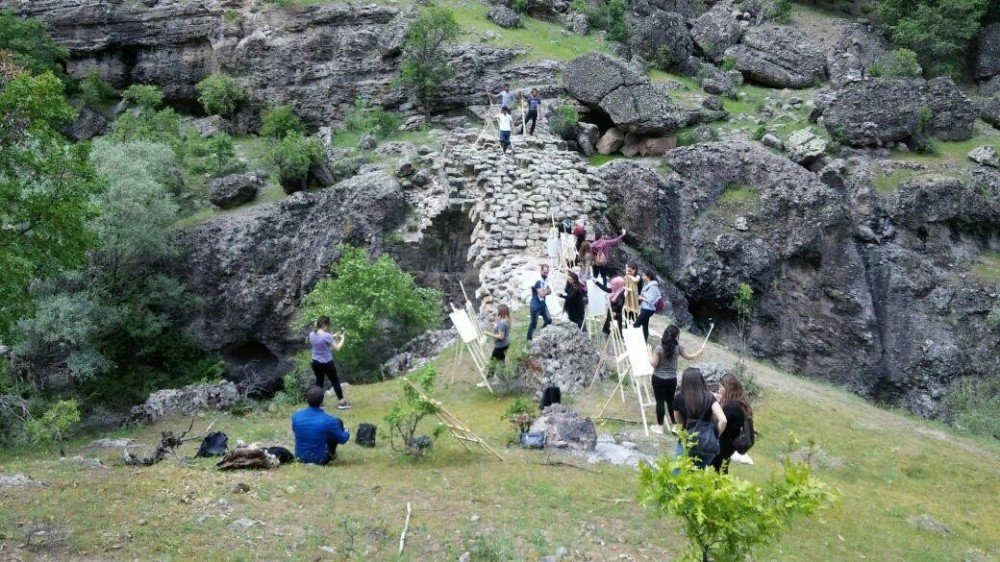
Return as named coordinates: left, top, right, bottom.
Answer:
left=195, top=72, right=247, bottom=117
left=260, top=104, right=304, bottom=139
left=268, top=131, right=324, bottom=193
left=879, top=0, right=988, bottom=76
left=639, top=433, right=837, bottom=562
left=345, top=96, right=403, bottom=140
left=869, top=48, right=923, bottom=78
left=397, top=7, right=460, bottom=119
left=122, top=84, right=165, bottom=110
left=25, top=399, right=80, bottom=457
left=548, top=103, right=579, bottom=139
left=79, top=68, right=117, bottom=111
left=0, top=9, right=69, bottom=78
left=384, top=366, right=442, bottom=459
left=205, top=132, right=236, bottom=176
left=300, top=246, right=443, bottom=380
left=572, top=0, right=629, bottom=42
left=0, top=71, right=101, bottom=341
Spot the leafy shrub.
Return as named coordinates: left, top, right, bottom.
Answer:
left=177, top=130, right=241, bottom=177
left=751, top=125, right=767, bottom=141
left=721, top=54, right=738, bottom=71
left=384, top=366, right=442, bottom=459
left=122, top=84, right=164, bottom=110
left=260, top=104, right=304, bottom=139
left=345, top=97, right=403, bottom=140
left=878, top=0, right=988, bottom=77
left=512, top=0, right=531, bottom=13
left=869, top=49, right=923, bottom=78
left=195, top=72, right=247, bottom=117
left=398, top=7, right=460, bottom=119
left=0, top=9, right=69, bottom=78
left=300, top=246, right=443, bottom=380
left=768, top=0, right=792, bottom=23
left=639, top=432, right=837, bottom=562
left=502, top=396, right=537, bottom=434
left=943, top=376, right=1000, bottom=439
left=573, top=0, right=629, bottom=42
left=268, top=131, right=324, bottom=193
left=25, top=399, right=79, bottom=456
left=548, top=103, right=579, bottom=139
left=79, top=69, right=117, bottom=111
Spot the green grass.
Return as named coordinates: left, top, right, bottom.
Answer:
left=2, top=316, right=998, bottom=560
left=973, top=250, right=1000, bottom=281
left=588, top=153, right=624, bottom=166
left=713, top=182, right=760, bottom=215
left=873, top=167, right=918, bottom=194
left=649, top=69, right=699, bottom=91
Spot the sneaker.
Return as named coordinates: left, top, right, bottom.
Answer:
left=649, top=425, right=664, bottom=435
left=476, top=381, right=488, bottom=388
left=668, top=424, right=679, bottom=436
left=730, top=452, right=754, bottom=465
left=337, top=400, right=352, bottom=410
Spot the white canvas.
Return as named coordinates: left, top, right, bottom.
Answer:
left=449, top=309, right=479, bottom=343
left=587, top=280, right=607, bottom=317
left=622, top=328, right=653, bottom=377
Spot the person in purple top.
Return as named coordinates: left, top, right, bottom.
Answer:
left=590, top=228, right=627, bottom=284
left=292, top=386, right=351, bottom=465
left=308, top=316, right=350, bottom=409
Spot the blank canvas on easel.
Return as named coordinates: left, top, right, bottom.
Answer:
left=622, top=328, right=653, bottom=376
left=586, top=280, right=607, bottom=318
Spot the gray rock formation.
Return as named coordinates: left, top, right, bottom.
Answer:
left=626, top=11, right=693, bottom=71
left=691, top=1, right=744, bottom=61
left=980, top=94, right=1000, bottom=129
left=128, top=381, right=239, bottom=424
left=596, top=127, right=626, bottom=154
left=488, top=6, right=521, bottom=28
left=925, top=78, right=977, bottom=141
left=563, top=53, right=700, bottom=135
left=524, top=324, right=604, bottom=396
left=969, top=145, right=1000, bottom=168
left=629, top=0, right=707, bottom=19
left=785, top=128, right=827, bottom=164
left=826, top=22, right=890, bottom=89
left=209, top=171, right=265, bottom=210
left=724, top=24, right=826, bottom=88
left=981, top=75, right=1000, bottom=97
left=380, top=329, right=458, bottom=379
left=529, top=404, right=598, bottom=451
left=976, top=22, right=1000, bottom=83
left=63, top=107, right=108, bottom=141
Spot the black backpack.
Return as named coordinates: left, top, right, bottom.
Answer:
left=266, top=446, right=295, bottom=464
left=540, top=386, right=561, bottom=409
left=733, top=416, right=756, bottom=454
left=195, top=432, right=229, bottom=458
left=356, top=423, right=377, bottom=447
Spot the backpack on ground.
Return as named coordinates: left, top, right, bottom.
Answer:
left=356, top=423, right=377, bottom=447
left=655, top=297, right=666, bottom=312
left=687, top=399, right=721, bottom=459
left=520, top=432, right=546, bottom=449
left=733, top=415, right=756, bottom=454
left=594, top=249, right=608, bottom=266
left=195, top=432, right=229, bottom=458
left=540, top=386, right=561, bottom=409
left=265, top=446, right=295, bottom=464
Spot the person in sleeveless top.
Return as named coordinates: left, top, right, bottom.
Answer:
left=308, top=316, right=350, bottom=409
left=648, top=325, right=705, bottom=434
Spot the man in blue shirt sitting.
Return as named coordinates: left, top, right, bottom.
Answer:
left=292, top=386, right=351, bottom=465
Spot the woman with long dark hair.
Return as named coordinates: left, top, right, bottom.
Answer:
left=672, top=367, right=726, bottom=468
left=711, top=372, right=752, bottom=473
left=308, top=316, right=350, bottom=410
left=648, top=325, right=705, bottom=434
left=634, top=269, right=661, bottom=342
left=559, top=270, right=586, bottom=329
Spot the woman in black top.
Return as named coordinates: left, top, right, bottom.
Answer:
left=711, top=372, right=751, bottom=474
left=672, top=367, right=727, bottom=469
left=559, top=270, right=586, bottom=329
left=595, top=276, right=626, bottom=336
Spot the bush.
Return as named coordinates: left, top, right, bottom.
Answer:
left=260, top=104, right=304, bottom=139
left=573, top=0, right=629, bottom=42
left=177, top=131, right=241, bottom=177
left=548, top=103, right=579, bottom=139
left=751, top=125, right=767, bottom=141
left=721, top=55, right=738, bottom=71
left=398, top=7, right=461, bottom=119
left=879, top=0, right=988, bottom=77
left=0, top=9, right=69, bottom=78
left=639, top=432, right=837, bottom=562
left=24, top=399, right=79, bottom=456
left=943, top=376, right=1000, bottom=439
left=268, top=131, right=324, bottom=193
left=502, top=396, right=537, bottom=434
left=79, top=69, right=117, bottom=111
left=300, top=245, right=443, bottom=380
left=195, top=72, right=247, bottom=117
left=345, top=97, right=403, bottom=140
left=122, top=84, right=164, bottom=110
left=869, top=49, right=923, bottom=78
left=384, top=366, right=442, bottom=459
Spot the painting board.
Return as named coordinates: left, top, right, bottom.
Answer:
left=449, top=309, right=479, bottom=344
left=586, top=279, right=607, bottom=318
left=622, top=327, right=653, bottom=377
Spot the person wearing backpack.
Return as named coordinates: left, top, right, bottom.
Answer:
left=711, top=373, right=753, bottom=473
left=590, top=229, right=626, bottom=284
left=648, top=325, right=705, bottom=435
left=634, top=270, right=661, bottom=343
left=673, top=367, right=727, bottom=469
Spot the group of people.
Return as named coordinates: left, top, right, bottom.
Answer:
left=493, top=83, right=542, bottom=154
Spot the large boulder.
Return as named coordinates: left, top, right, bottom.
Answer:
left=724, top=24, right=826, bottom=88
left=976, top=22, right=1000, bottom=82
left=980, top=94, right=1000, bottom=129
left=528, top=404, right=598, bottom=452
left=488, top=6, right=521, bottom=28
left=826, top=22, right=890, bottom=89
left=209, top=171, right=266, bottom=209
left=785, top=128, right=828, bottom=164
left=925, top=78, right=976, bottom=141
left=63, top=107, right=108, bottom=141
left=596, top=127, right=626, bottom=154
left=523, top=324, right=603, bottom=396
left=629, top=0, right=707, bottom=18
left=690, top=1, right=744, bottom=61
left=128, top=381, right=239, bottom=424
left=563, top=53, right=700, bottom=135
left=626, top=11, right=694, bottom=71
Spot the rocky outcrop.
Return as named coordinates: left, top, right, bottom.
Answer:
left=925, top=78, right=977, bottom=141
left=524, top=324, right=604, bottom=397
left=209, top=171, right=265, bottom=210
left=826, top=22, right=889, bottom=89
left=691, top=1, right=744, bottom=61
left=629, top=0, right=707, bottom=19
left=724, top=24, right=826, bottom=88
left=380, top=329, right=458, bottom=379
left=563, top=53, right=700, bottom=135
left=529, top=404, right=598, bottom=452
left=626, top=11, right=693, bottom=71
left=128, top=381, right=239, bottom=424
left=488, top=6, right=521, bottom=29
left=63, top=108, right=108, bottom=141
left=976, top=22, right=1000, bottom=83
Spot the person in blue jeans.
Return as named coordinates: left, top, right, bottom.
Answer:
left=527, top=264, right=553, bottom=340
left=524, top=89, right=541, bottom=135
left=633, top=270, right=661, bottom=343
left=292, top=386, right=351, bottom=465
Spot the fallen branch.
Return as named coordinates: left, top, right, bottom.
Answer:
left=122, top=417, right=219, bottom=466
left=538, top=456, right=600, bottom=474
left=398, top=502, right=412, bottom=555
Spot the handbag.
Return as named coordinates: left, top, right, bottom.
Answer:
left=195, top=432, right=228, bottom=458
left=733, top=415, right=756, bottom=454
left=687, top=398, right=721, bottom=458
left=356, top=423, right=377, bottom=448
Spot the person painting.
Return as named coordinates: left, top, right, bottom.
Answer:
left=497, top=106, right=513, bottom=154
left=292, top=386, right=351, bottom=465
left=524, top=88, right=541, bottom=136
left=559, top=270, right=586, bottom=329
left=648, top=325, right=705, bottom=434
left=590, top=229, right=626, bottom=284
left=309, top=316, right=350, bottom=410
left=634, top=269, right=661, bottom=342
left=527, top=264, right=553, bottom=340
left=596, top=276, right=626, bottom=337
left=711, top=373, right=751, bottom=474
left=673, top=368, right=727, bottom=469
left=488, top=304, right=512, bottom=363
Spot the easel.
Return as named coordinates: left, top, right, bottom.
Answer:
left=459, top=281, right=485, bottom=342
left=623, top=276, right=640, bottom=325
left=596, top=327, right=655, bottom=436
left=474, top=92, right=502, bottom=150
left=560, top=233, right=577, bottom=272
left=519, top=94, right=527, bottom=135
left=589, top=318, right=626, bottom=400
left=403, top=377, right=504, bottom=461
left=448, top=305, right=492, bottom=392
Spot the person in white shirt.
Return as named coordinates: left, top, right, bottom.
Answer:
left=497, top=106, right=513, bottom=154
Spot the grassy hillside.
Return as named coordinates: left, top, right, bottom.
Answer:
left=1, top=315, right=997, bottom=561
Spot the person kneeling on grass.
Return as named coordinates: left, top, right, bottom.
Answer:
left=292, top=386, right=351, bottom=465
